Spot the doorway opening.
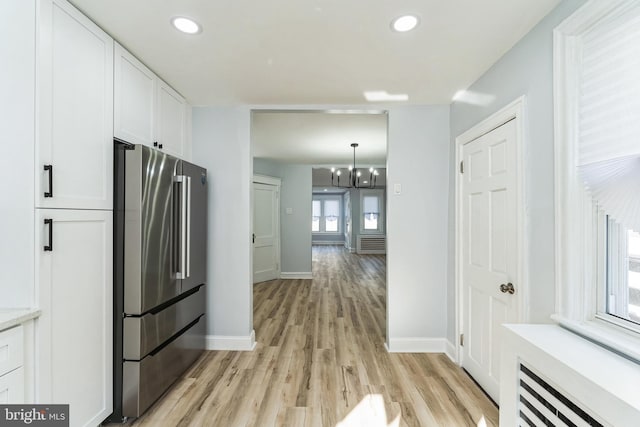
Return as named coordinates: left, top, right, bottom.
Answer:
left=251, top=109, right=388, bottom=344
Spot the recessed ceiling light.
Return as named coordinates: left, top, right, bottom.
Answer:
left=171, top=16, right=202, bottom=34
left=391, top=15, right=419, bottom=32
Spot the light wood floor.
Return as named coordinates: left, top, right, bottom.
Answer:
left=132, top=246, right=498, bottom=427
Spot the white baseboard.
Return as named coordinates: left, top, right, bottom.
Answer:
left=445, top=340, right=457, bottom=363
left=205, top=329, right=256, bottom=351
left=312, top=241, right=344, bottom=245
left=280, top=272, right=313, bottom=279
left=385, top=337, right=449, bottom=353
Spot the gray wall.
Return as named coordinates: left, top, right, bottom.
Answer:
left=447, top=0, right=586, bottom=343
left=192, top=106, right=253, bottom=339
left=387, top=106, right=450, bottom=345
left=254, top=158, right=313, bottom=274
left=193, top=105, right=449, bottom=348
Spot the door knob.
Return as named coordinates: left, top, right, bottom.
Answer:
left=499, top=282, right=515, bottom=294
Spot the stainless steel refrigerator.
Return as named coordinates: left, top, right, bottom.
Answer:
left=110, top=142, right=207, bottom=421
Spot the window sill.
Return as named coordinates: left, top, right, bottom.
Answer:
left=551, top=314, right=640, bottom=363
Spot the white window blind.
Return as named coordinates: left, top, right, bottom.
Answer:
left=363, top=196, right=379, bottom=215
left=578, top=3, right=640, bottom=232
left=324, top=200, right=339, bottom=218
left=312, top=200, right=321, bottom=217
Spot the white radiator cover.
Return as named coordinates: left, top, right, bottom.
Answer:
left=357, top=235, right=386, bottom=254
left=500, top=325, right=640, bottom=427
left=518, top=363, right=603, bottom=426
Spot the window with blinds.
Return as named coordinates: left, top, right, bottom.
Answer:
left=363, top=195, right=380, bottom=230
left=577, top=2, right=640, bottom=327
left=311, top=196, right=341, bottom=233
left=360, top=189, right=384, bottom=233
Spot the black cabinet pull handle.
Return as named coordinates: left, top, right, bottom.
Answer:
left=44, top=165, right=53, bottom=198
left=44, top=218, right=53, bottom=251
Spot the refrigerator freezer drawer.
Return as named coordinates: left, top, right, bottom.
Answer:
left=123, top=285, right=205, bottom=360
left=122, top=314, right=205, bottom=418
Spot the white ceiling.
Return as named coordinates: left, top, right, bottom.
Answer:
left=252, top=111, right=387, bottom=165
left=70, top=0, right=561, bottom=106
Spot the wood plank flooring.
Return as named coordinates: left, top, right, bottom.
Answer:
left=131, top=245, right=498, bottom=427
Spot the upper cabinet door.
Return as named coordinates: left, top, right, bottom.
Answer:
left=114, top=42, right=156, bottom=147
left=156, top=80, right=187, bottom=159
left=36, top=0, right=113, bottom=210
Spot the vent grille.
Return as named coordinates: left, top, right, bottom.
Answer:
left=518, top=364, right=604, bottom=427
left=357, top=235, right=386, bottom=254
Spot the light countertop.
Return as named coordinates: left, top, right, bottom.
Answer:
left=0, top=308, right=41, bottom=331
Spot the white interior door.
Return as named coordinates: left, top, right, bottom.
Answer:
left=461, top=119, right=518, bottom=402
left=253, top=181, right=280, bottom=283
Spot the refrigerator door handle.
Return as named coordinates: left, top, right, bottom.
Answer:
left=185, top=175, right=191, bottom=279
left=175, top=175, right=188, bottom=279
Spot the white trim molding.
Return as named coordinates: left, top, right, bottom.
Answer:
left=206, top=329, right=256, bottom=351
left=385, top=337, right=450, bottom=353
left=280, top=272, right=313, bottom=280
left=253, top=174, right=281, bottom=186
left=445, top=340, right=457, bottom=363
left=454, top=96, right=528, bottom=365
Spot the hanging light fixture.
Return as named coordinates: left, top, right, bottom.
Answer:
left=330, top=143, right=380, bottom=188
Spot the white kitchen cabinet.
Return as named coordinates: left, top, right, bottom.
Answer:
left=0, top=368, right=24, bottom=404
left=114, top=43, right=191, bottom=159
left=156, top=79, right=188, bottom=159
left=37, top=209, right=113, bottom=427
left=36, top=0, right=114, bottom=210
left=114, top=42, right=156, bottom=147
left=0, top=325, right=25, bottom=404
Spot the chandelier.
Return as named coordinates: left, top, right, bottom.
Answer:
left=330, top=143, right=380, bottom=189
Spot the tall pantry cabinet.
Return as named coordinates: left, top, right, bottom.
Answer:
left=37, top=0, right=114, bottom=425
left=5, top=0, right=113, bottom=425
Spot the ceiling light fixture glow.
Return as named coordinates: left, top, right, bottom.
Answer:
left=171, top=16, right=202, bottom=34
left=364, top=90, right=409, bottom=102
left=391, top=15, right=419, bottom=32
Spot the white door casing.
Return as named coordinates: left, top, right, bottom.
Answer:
left=455, top=96, right=527, bottom=403
left=253, top=176, right=281, bottom=284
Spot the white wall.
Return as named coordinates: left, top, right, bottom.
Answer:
left=192, top=106, right=253, bottom=342
left=0, top=0, right=35, bottom=308
left=447, top=0, right=586, bottom=343
left=387, top=106, right=450, bottom=350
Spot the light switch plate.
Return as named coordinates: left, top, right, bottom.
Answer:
left=394, top=184, right=402, bottom=195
